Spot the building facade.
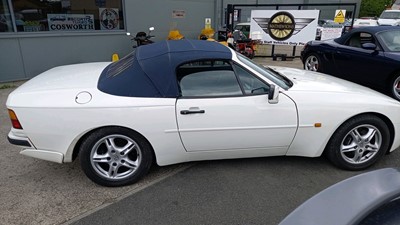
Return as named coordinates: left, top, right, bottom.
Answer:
left=0, top=0, right=361, bottom=83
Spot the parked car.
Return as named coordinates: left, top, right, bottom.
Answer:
left=378, top=9, right=400, bottom=26
left=234, top=22, right=250, bottom=38
left=353, top=18, right=379, bottom=28
left=7, top=40, right=400, bottom=187
left=302, top=26, right=400, bottom=101
left=279, top=168, right=400, bottom=225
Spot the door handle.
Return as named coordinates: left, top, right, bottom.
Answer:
left=180, top=109, right=205, bottom=115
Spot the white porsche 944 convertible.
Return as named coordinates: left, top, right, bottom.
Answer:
left=7, top=40, right=400, bottom=186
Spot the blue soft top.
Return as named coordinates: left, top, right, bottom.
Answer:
left=98, top=39, right=232, bottom=98
left=335, top=26, right=400, bottom=45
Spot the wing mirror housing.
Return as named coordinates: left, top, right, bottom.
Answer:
left=268, top=84, right=279, bottom=104
left=362, top=43, right=377, bottom=51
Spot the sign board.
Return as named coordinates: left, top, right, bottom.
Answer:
left=172, top=10, right=185, bottom=18
left=320, top=27, right=343, bottom=40
left=234, top=9, right=239, bottom=22
left=250, top=10, right=319, bottom=46
left=334, top=10, right=346, bottom=23
left=99, top=8, right=120, bottom=30
left=205, top=18, right=211, bottom=29
left=48, top=14, right=95, bottom=31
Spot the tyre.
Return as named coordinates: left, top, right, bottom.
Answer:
left=304, top=53, right=322, bottom=72
left=391, top=75, right=400, bottom=101
left=325, top=115, right=390, bottom=171
left=79, top=127, right=153, bottom=187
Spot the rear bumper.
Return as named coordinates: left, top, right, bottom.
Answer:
left=8, top=130, right=64, bottom=163
left=7, top=135, right=31, bottom=147
left=7, top=130, right=33, bottom=147
left=20, top=149, right=64, bottom=163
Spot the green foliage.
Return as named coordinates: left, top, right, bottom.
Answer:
left=360, top=0, right=393, bottom=17
left=0, top=84, right=16, bottom=89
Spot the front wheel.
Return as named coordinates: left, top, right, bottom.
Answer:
left=79, top=127, right=153, bottom=187
left=325, top=115, right=390, bottom=170
left=304, top=53, right=322, bottom=72
left=391, top=75, right=400, bottom=101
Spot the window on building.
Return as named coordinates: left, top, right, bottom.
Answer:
left=0, top=0, right=13, bottom=32
left=10, top=0, right=124, bottom=32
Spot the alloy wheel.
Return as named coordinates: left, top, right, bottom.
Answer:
left=90, top=134, right=142, bottom=180
left=305, top=55, right=319, bottom=71
left=392, top=76, right=400, bottom=100
left=340, top=124, right=382, bottom=165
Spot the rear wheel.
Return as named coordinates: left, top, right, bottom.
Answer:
left=304, top=53, right=322, bottom=72
left=79, top=127, right=153, bottom=187
left=325, top=115, right=390, bottom=170
left=391, top=74, right=400, bottom=101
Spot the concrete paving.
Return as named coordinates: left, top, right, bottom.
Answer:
left=2, top=57, right=398, bottom=225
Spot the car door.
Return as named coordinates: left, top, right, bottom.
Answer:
left=175, top=59, right=298, bottom=154
left=333, top=31, right=389, bottom=87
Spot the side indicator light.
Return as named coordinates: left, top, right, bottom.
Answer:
left=8, top=109, right=23, bottom=129
left=314, top=123, right=322, bottom=128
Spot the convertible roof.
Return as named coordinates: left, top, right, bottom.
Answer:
left=98, top=39, right=232, bottom=98
left=335, top=26, right=400, bottom=44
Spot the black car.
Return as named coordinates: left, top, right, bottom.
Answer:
left=279, top=168, right=400, bottom=225
left=301, top=26, right=400, bottom=101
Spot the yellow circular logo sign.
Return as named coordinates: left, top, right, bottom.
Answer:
left=267, top=12, right=295, bottom=41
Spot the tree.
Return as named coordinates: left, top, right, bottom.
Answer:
left=359, top=0, right=393, bottom=17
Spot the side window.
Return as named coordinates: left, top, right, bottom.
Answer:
left=177, top=60, right=243, bottom=97
left=346, top=32, right=375, bottom=48
left=233, top=64, right=270, bottom=95
left=377, top=30, right=400, bottom=51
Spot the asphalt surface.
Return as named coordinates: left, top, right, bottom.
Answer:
left=2, top=57, right=400, bottom=225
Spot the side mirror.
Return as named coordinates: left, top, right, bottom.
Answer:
left=149, top=27, right=155, bottom=31
left=362, top=43, right=377, bottom=51
left=268, top=84, right=279, bottom=104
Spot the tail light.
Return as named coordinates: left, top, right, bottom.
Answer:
left=8, top=109, right=23, bottom=129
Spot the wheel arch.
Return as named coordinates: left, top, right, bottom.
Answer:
left=69, top=126, right=157, bottom=163
left=323, top=112, right=395, bottom=155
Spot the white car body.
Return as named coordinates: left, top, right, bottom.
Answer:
left=353, top=18, right=379, bottom=28
left=378, top=10, right=400, bottom=26
left=6, top=40, right=400, bottom=186
left=7, top=56, right=400, bottom=165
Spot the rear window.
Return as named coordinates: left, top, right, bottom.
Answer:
left=106, top=51, right=135, bottom=78
left=97, top=50, right=162, bottom=98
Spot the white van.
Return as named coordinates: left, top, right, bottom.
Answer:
left=378, top=10, right=400, bottom=26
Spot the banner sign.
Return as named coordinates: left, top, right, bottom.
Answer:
left=48, top=14, right=94, bottom=31
left=250, top=10, right=319, bottom=46
left=99, top=8, right=120, bottom=30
